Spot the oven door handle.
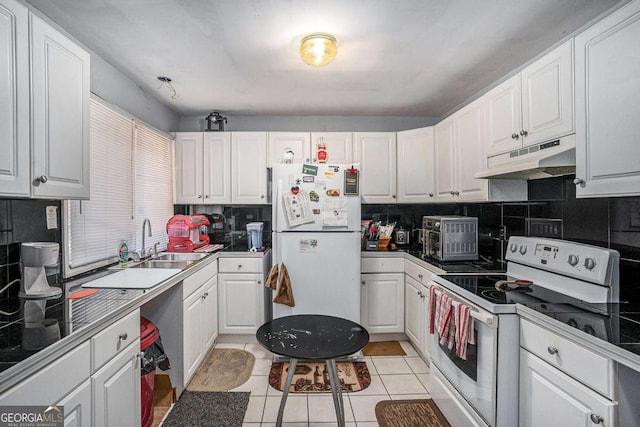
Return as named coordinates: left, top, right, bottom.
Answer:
left=468, top=308, right=498, bottom=328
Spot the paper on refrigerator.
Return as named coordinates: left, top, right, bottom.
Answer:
left=282, top=189, right=314, bottom=228
left=322, top=196, right=348, bottom=226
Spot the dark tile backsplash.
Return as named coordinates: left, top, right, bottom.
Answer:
left=0, top=200, right=62, bottom=304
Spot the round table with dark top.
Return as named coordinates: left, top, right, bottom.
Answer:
left=256, top=314, right=369, bottom=427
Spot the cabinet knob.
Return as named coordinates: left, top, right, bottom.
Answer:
left=261, top=195, right=265, bottom=199
left=450, top=191, right=455, bottom=195
left=198, top=195, right=202, bottom=198
left=511, top=133, right=519, bottom=140
left=547, top=346, right=558, bottom=355
left=36, top=175, right=48, bottom=183
left=519, top=130, right=528, bottom=137
left=205, top=195, right=209, bottom=198
left=590, top=414, right=603, bottom=424
left=361, top=281, right=366, bottom=286
left=237, top=264, right=242, bottom=269
left=203, top=291, right=209, bottom=298
left=418, top=274, right=423, bottom=280
left=429, top=193, right=434, bottom=197
left=417, top=290, right=423, bottom=297
left=119, top=332, right=128, bottom=341
left=573, top=178, right=585, bottom=186
left=257, top=280, right=261, bottom=284
left=392, top=195, right=396, bottom=198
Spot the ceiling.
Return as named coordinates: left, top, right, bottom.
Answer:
left=27, top=0, right=624, bottom=118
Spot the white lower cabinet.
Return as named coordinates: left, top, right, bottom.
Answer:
left=360, top=273, right=404, bottom=334
left=404, top=276, right=424, bottom=348
left=92, top=340, right=141, bottom=427
left=519, top=318, right=617, bottom=427
left=519, top=349, right=615, bottom=427
left=218, top=273, right=264, bottom=334
left=58, top=379, right=91, bottom=427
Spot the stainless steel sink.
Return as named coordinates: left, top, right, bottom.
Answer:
left=130, top=260, right=192, bottom=269
left=156, top=252, right=209, bottom=261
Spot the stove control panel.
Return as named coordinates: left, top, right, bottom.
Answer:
left=506, top=236, right=619, bottom=286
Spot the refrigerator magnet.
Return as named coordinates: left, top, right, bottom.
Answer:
left=344, top=170, right=360, bottom=195
left=309, top=191, right=320, bottom=202
left=302, top=164, right=318, bottom=175
left=303, top=176, right=314, bottom=183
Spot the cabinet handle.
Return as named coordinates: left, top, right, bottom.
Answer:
left=590, top=414, right=603, bottom=424
left=119, top=332, right=128, bottom=341
left=573, top=178, right=585, bottom=186
left=511, top=133, right=519, bottom=140
left=519, top=130, right=528, bottom=137
left=547, top=346, right=558, bottom=355
left=36, top=175, right=48, bottom=183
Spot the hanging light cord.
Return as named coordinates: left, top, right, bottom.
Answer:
left=157, top=76, right=178, bottom=100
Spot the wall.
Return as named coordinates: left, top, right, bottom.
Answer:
left=178, top=114, right=438, bottom=132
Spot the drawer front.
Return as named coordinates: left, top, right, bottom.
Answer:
left=361, top=257, right=404, bottom=273
left=405, top=260, right=431, bottom=284
left=218, top=257, right=262, bottom=273
left=183, top=259, right=218, bottom=299
left=0, top=341, right=91, bottom=405
left=520, top=318, right=614, bottom=398
left=92, top=309, right=140, bottom=372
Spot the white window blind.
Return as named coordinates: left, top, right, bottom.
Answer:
left=133, top=122, right=174, bottom=254
left=64, top=97, right=174, bottom=277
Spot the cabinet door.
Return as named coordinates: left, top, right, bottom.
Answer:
left=519, top=349, right=616, bottom=427
left=268, top=132, right=311, bottom=165
left=203, top=132, right=231, bottom=203
left=92, top=340, right=141, bottom=427
left=354, top=132, right=397, bottom=203
left=455, top=99, right=488, bottom=201
left=218, top=273, right=263, bottom=334
left=485, top=74, right=523, bottom=156
left=521, top=40, right=574, bottom=146
left=202, top=275, right=218, bottom=351
left=183, top=289, right=204, bottom=384
left=404, top=276, right=423, bottom=349
left=58, top=379, right=91, bottom=427
left=574, top=1, right=640, bottom=198
left=174, top=132, right=204, bottom=204
left=433, top=117, right=456, bottom=201
left=311, top=132, right=354, bottom=164
left=397, top=127, right=435, bottom=203
left=361, top=273, right=404, bottom=334
left=31, top=14, right=90, bottom=199
left=0, top=0, right=29, bottom=197
left=231, top=132, right=267, bottom=204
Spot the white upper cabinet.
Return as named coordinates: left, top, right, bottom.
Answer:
left=30, top=13, right=90, bottom=199
left=0, top=4, right=89, bottom=199
left=174, top=132, right=232, bottom=204
left=355, top=132, right=397, bottom=203
left=231, top=131, right=268, bottom=204
left=267, top=132, right=353, bottom=166
left=0, top=0, right=29, bottom=197
left=486, top=40, right=574, bottom=157
left=397, top=127, right=435, bottom=203
left=268, top=132, right=311, bottom=166
left=574, top=1, right=640, bottom=197
left=435, top=99, right=489, bottom=201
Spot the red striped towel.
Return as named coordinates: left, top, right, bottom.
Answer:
left=428, top=283, right=437, bottom=334
left=435, top=293, right=454, bottom=348
left=454, top=302, right=472, bottom=360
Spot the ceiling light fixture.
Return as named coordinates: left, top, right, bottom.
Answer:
left=299, top=33, right=337, bottom=67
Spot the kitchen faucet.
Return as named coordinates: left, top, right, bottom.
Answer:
left=141, top=218, right=152, bottom=258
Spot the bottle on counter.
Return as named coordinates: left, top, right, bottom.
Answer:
left=118, top=240, right=128, bottom=268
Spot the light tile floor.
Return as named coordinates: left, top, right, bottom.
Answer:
left=218, top=341, right=431, bottom=427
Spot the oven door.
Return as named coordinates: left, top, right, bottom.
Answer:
left=429, top=289, right=498, bottom=426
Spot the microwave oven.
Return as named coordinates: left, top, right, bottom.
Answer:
left=422, top=216, right=478, bottom=261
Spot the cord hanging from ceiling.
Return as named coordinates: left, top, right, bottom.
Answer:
left=157, top=76, right=178, bottom=100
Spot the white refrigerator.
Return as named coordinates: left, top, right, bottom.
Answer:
left=271, top=163, right=361, bottom=323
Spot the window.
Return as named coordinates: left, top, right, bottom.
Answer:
left=64, top=96, right=174, bottom=277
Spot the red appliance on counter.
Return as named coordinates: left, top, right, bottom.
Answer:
left=166, top=214, right=210, bottom=252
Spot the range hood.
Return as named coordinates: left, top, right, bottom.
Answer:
left=475, top=134, right=576, bottom=180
